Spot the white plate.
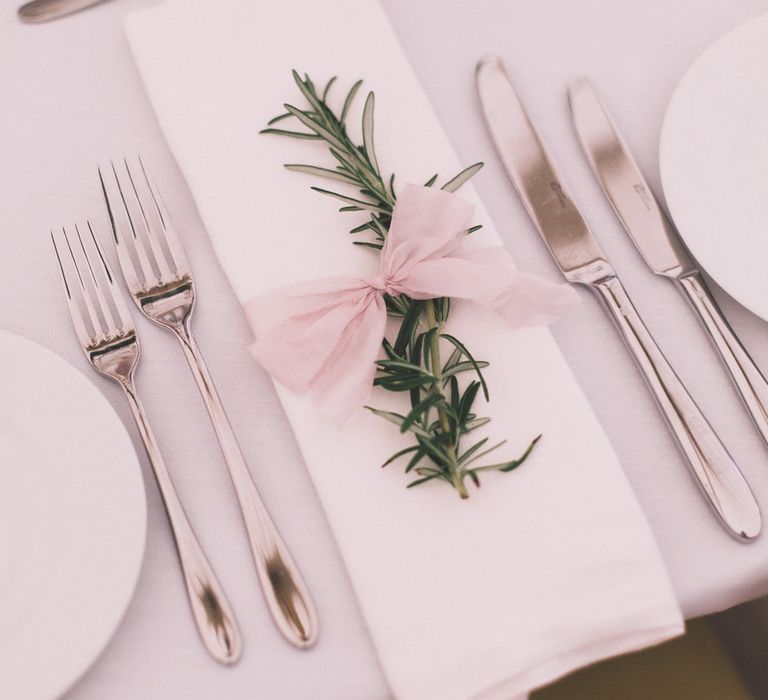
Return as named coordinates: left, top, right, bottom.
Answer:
left=660, top=13, right=768, bottom=320
left=0, top=330, right=146, bottom=700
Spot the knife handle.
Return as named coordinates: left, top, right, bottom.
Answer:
left=590, top=274, right=761, bottom=540
left=677, top=272, right=768, bottom=447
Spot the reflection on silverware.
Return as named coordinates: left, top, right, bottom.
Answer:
left=99, top=155, right=318, bottom=648
left=568, top=76, right=768, bottom=450
left=476, top=55, right=761, bottom=541
left=51, top=222, right=242, bottom=664
left=17, top=0, right=108, bottom=23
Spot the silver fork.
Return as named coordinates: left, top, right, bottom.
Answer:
left=100, top=156, right=318, bottom=649
left=51, top=222, right=242, bottom=665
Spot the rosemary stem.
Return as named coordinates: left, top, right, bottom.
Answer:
left=424, top=299, right=467, bottom=498
left=423, top=300, right=450, bottom=435
left=267, top=73, right=518, bottom=498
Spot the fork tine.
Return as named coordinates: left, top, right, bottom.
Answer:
left=62, top=225, right=104, bottom=342
left=124, top=157, right=175, bottom=283
left=86, top=221, right=135, bottom=335
left=138, top=154, right=191, bottom=275
left=51, top=230, right=92, bottom=348
left=108, top=160, right=157, bottom=289
left=100, top=165, right=142, bottom=295
left=75, top=222, right=121, bottom=337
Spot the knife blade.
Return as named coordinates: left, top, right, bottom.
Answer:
left=569, top=76, right=768, bottom=449
left=476, top=55, right=761, bottom=540
left=568, top=77, right=694, bottom=278
left=475, top=56, right=611, bottom=285
left=17, top=0, right=107, bottom=23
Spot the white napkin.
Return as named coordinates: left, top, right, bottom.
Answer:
left=126, top=1, right=683, bottom=697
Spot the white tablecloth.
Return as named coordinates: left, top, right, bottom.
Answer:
left=1, top=1, right=767, bottom=698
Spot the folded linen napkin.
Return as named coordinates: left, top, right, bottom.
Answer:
left=126, top=1, right=683, bottom=697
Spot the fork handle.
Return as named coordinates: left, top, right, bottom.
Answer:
left=119, top=378, right=242, bottom=664
left=676, top=272, right=768, bottom=446
left=589, top=274, right=761, bottom=540
left=173, top=326, right=318, bottom=649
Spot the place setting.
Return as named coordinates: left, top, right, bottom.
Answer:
left=5, top=1, right=768, bottom=699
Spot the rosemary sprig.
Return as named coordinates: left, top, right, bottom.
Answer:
left=262, top=71, right=540, bottom=498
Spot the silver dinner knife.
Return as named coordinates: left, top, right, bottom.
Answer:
left=568, top=76, right=768, bottom=450
left=476, top=55, right=761, bottom=540
left=17, top=0, right=107, bottom=23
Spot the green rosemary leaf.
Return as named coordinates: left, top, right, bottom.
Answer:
left=349, top=222, right=373, bottom=234
left=442, top=360, right=490, bottom=380
left=411, top=330, right=426, bottom=365
left=283, top=104, right=348, bottom=151
left=365, top=407, right=432, bottom=438
left=414, top=466, right=439, bottom=476
left=440, top=334, right=489, bottom=400
left=470, top=436, right=541, bottom=474
left=442, top=347, right=463, bottom=372
left=448, top=375, right=460, bottom=409
left=352, top=241, right=383, bottom=250
left=416, top=468, right=452, bottom=484
left=426, top=418, right=444, bottom=433
left=463, top=416, right=492, bottom=432
left=385, top=295, right=409, bottom=316
left=468, top=471, right=481, bottom=488
left=381, top=444, right=419, bottom=468
left=457, top=380, right=481, bottom=423
left=322, top=76, right=337, bottom=101
left=415, top=434, right=454, bottom=464
left=497, top=435, right=540, bottom=471
left=424, top=173, right=438, bottom=187
left=328, top=148, right=367, bottom=181
left=362, top=92, right=379, bottom=174
left=437, top=400, right=460, bottom=422
left=260, top=128, right=321, bottom=140
left=434, top=297, right=450, bottom=323
left=458, top=437, right=489, bottom=464
left=284, top=164, right=358, bottom=185
left=408, top=331, right=427, bottom=408
left=468, top=224, right=483, bottom=234
left=401, top=393, right=445, bottom=433
left=339, top=205, right=363, bottom=212
left=328, top=147, right=357, bottom=171
left=406, top=473, right=443, bottom=489
left=441, top=162, right=484, bottom=193
left=409, top=387, right=422, bottom=413
left=311, top=186, right=387, bottom=212
left=267, top=112, right=293, bottom=125
left=341, top=79, right=363, bottom=122
left=381, top=338, right=402, bottom=361
left=374, top=375, right=438, bottom=391
left=460, top=439, right=507, bottom=467
left=376, top=359, right=434, bottom=375
left=393, top=300, right=425, bottom=356
left=292, top=69, right=324, bottom=114
left=388, top=173, right=396, bottom=200
left=405, top=447, right=427, bottom=473
left=368, top=215, right=389, bottom=238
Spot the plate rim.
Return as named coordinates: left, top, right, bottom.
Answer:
left=0, top=329, right=147, bottom=700
left=659, top=12, right=768, bottom=321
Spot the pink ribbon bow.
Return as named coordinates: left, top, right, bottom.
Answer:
left=246, top=184, right=577, bottom=416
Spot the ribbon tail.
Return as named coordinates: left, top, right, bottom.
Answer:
left=484, top=271, right=580, bottom=325
left=310, top=295, right=388, bottom=421
left=400, top=254, right=580, bottom=326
